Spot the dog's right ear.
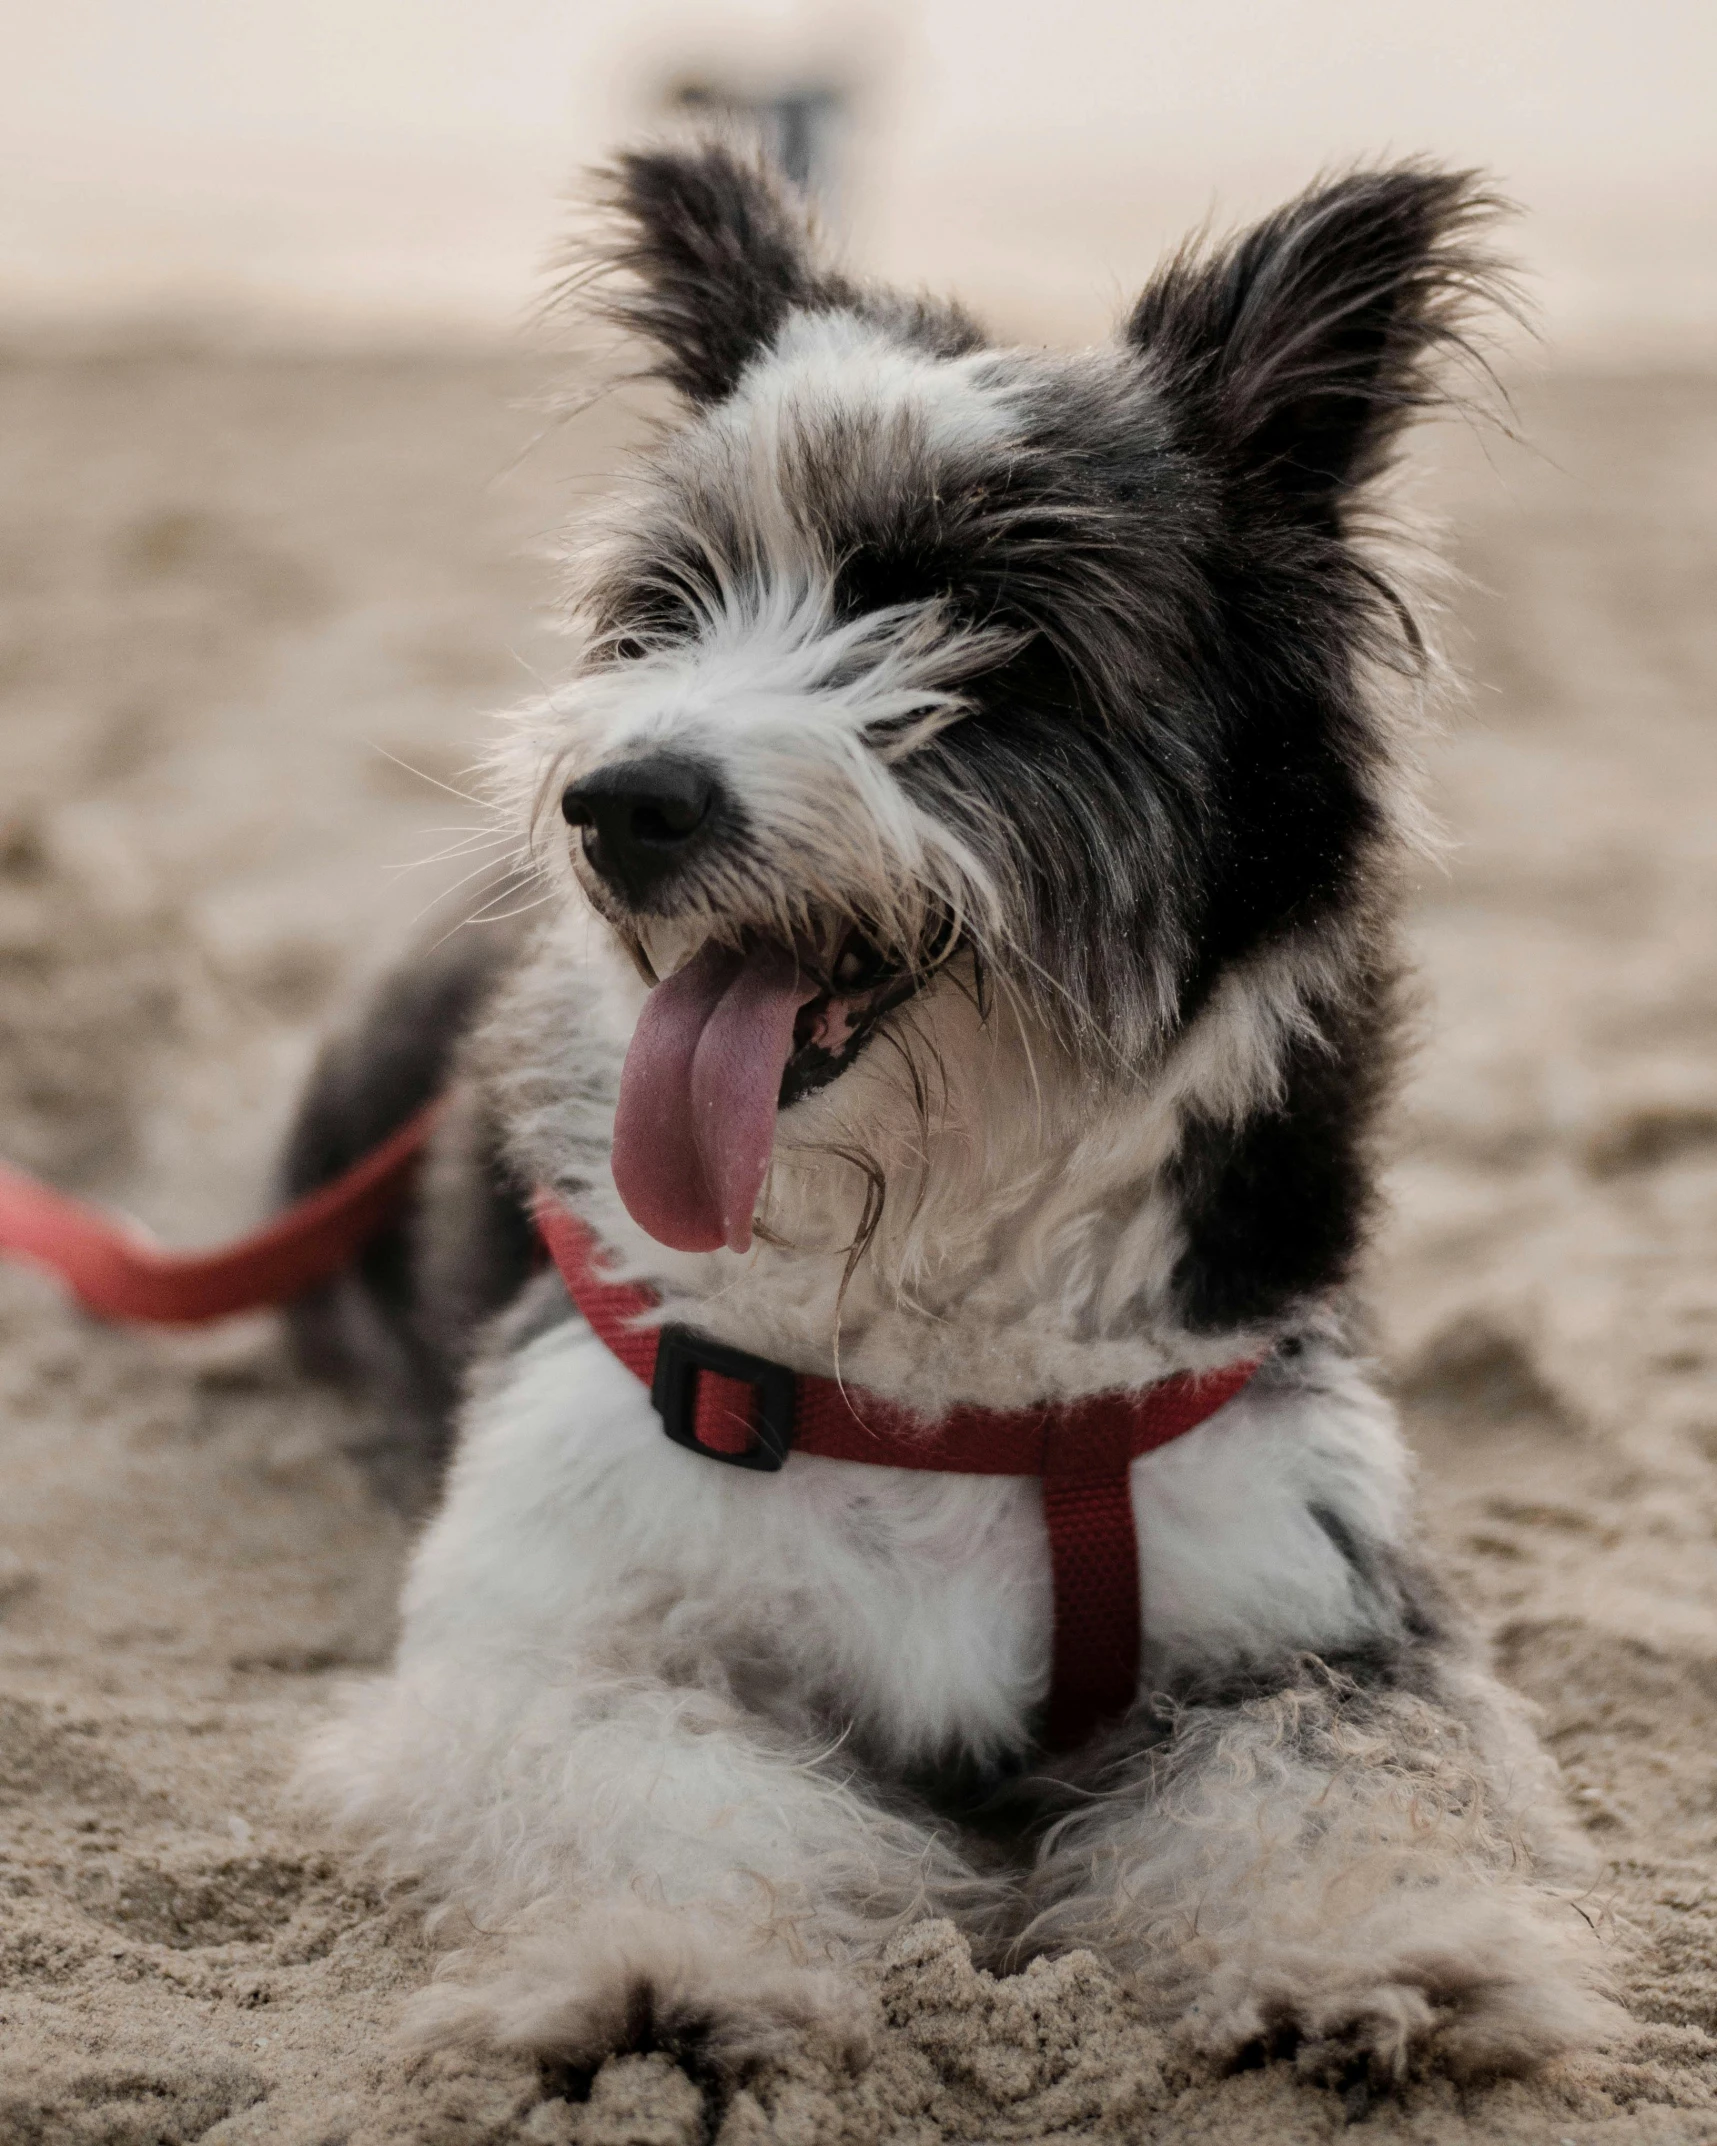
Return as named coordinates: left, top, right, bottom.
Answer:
left=588, top=140, right=848, bottom=407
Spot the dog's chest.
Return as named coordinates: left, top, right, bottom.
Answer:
left=403, top=1320, right=1055, bottom=1763
left=399, top=1318, right=1400, bottom=1765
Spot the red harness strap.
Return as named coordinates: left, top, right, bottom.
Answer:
left=0, top=1104, right=440, bottom=1323
left=536, top=1199, right=1259, bottom=1750
left=0, top=1116, right=1258, bottom=1749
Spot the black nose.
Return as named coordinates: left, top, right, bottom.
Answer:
left=560, top=756, right=722, bottom=906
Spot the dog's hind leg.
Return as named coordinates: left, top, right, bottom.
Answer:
left=1021, top=1651, right=1615, bottom=2089
left=280, top=915, right=538, bottom=1503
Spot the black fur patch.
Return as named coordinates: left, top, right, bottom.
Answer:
left=1126, top=165, right=1510, bottom=518
left=280, top=920, right=536, bottom=1503
left=584, top=139, right=981, bottom=408
left=1168, top=968, right=1401, bottom=1330
left=281, top=931, right=502, bottom=1198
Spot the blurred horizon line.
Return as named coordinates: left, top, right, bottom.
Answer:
left=8, top=1, right=1716, bottom=364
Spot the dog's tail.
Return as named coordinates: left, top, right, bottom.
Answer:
left=279, top=911, right=538, bottom=1506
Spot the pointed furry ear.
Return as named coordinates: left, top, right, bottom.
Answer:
left=1126, top=167, right=1513, bottom=512
left=584, top=138, right=852, bottom=407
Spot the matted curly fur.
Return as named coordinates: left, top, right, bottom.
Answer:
left=289, top=132, right=1618, bottom=2092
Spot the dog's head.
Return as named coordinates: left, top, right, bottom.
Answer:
left=510, top=140, right=1503, bottom=1270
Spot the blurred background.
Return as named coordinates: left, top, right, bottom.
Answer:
left=0, top=0, right=1713, bottom=1320
left=6, top=0, right=1717, bottom=352
left=6, top=7, right=1717, bottom=2131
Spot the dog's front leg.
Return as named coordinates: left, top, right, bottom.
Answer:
left=297, top=1319, right=1013, bottom=2080
left=1022, top=1661, right=1611, bottom=2089
left=398, top=1676, right=891, bottom=2083
left=312, top=1650, right=976, bottom=2082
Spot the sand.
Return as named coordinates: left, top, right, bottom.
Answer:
left=2, top=339, right=1716, bottom=2143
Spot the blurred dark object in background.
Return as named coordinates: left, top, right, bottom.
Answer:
left=669, top=75, right=848, bottom=199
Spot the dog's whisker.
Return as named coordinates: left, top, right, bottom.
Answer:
left=366, top=742, right=492, bottom=808
left=422, top=886, right=558, bottom=957
left=389, top=832, right=518, bottom=873
left=459, top=888, right=559, bottom=931
left=403, top=854, right=529, bottom=932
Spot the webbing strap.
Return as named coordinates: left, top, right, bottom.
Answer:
left=0, top=1121, right=1257, bottom=1749
left=537, top=1197, right=1259, bottom=1748
left=0, top=1104, right=440, bottom=1324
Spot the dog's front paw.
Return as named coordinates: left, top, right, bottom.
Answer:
left=406, top=1905, right=872, bottom=2085
left=1178, top=1899, right=1616, bottom=2087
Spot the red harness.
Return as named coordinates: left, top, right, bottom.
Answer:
left=0, top=1110, right=1259, bottom=1749
left=535, top=1200, right=1258, bottom=1746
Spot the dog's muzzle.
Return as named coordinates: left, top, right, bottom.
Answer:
left=561, top=754, right=725, bottom=908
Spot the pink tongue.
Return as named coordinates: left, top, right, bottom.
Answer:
left=611, top=942, right=819, bottom=1254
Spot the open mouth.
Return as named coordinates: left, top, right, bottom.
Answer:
left=609, top=923, right=922, bottom=1256
left=782, top=927, right=919, bottom=1109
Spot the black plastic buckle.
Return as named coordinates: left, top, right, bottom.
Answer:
left=651, top=1325, right=796, bottom=1471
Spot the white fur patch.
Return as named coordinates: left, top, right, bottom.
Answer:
left=726, top=309, right=1022, bottom=463
left=315, top=1316, right=1404, bottom=1891
left=1135, top=1351, right=1409, bottom=1682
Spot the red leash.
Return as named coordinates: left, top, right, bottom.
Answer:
left=536, top=1199, right=1258, bottom=1748
left=0, top=1114, right=1258, bottom=1748
left=0, top=1104, right=440, bottom=1324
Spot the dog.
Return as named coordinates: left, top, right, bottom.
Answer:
left=289, top=136, right=1611, bottom=2091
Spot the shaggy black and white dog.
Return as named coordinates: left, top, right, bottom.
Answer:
left=288, top=138, right=1610, bottom=2088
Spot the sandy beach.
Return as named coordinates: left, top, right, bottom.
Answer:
left=2, top=339, right=1716, bottom=2142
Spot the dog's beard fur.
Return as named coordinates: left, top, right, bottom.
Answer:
left=475, top=908, right=1362, bottom=1416
left=292, top=136, right=1622, bottom=2095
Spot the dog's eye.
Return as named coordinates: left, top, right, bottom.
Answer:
left=612, top=635, right=649, bottom=663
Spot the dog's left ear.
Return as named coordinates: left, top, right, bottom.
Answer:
left=1126, top=167, right=1508, bottom=517
left=589, top=138, right=851, bottom=407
